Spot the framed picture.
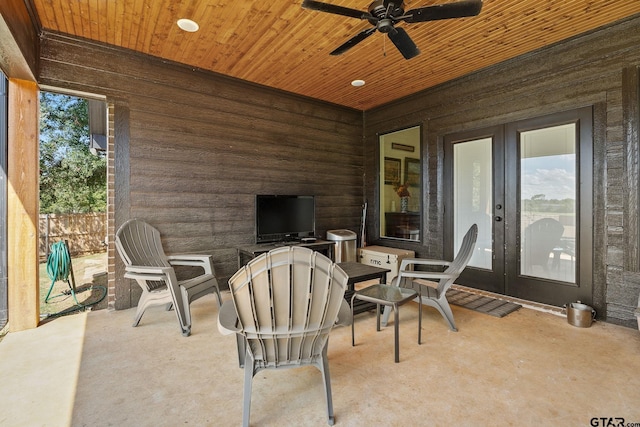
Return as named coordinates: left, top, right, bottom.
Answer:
left=392, top=142, right=415, bottom=152
left=384, top=157, right=401, bottom=185
left=404, top=158, right=420, bottom=186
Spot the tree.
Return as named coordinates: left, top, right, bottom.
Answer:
left=39, top=92, right=106, bottom=213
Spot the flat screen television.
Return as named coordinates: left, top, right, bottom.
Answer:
left=255, top=195, right=315, bottom=243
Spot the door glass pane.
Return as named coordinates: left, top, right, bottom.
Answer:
left=454, top=138, right=492, bottom=269
left=520, top=124, right=576, bottom=283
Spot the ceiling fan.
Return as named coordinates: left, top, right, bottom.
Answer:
left=301, top=0, right=483, bottom=60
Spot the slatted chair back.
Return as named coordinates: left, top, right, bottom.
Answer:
left=438, top=223, right=478, bottom=293
left=115, top=219, right=170, bottom=292
left=115, top=219, right=170, bottom=268
left=228, top=245, right=348, bottom=368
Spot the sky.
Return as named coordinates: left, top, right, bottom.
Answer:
left=521, top=154, right=576, bottom=200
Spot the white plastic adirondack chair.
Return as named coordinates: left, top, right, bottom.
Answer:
left=115, top=218, right=222, bottom=336
left=218, top=246, right=351, bottom=427
left=383, top=223, right=478, bottom=332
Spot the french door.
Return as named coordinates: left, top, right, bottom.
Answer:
left=444, top=108, right=593, bottom=306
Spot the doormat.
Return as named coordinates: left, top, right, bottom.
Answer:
left=447, top=289, right=522, bottom=318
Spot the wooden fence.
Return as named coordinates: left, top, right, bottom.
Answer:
left=39, top=213, right=107, bottom=260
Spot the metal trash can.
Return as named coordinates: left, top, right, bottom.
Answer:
left=326, top=229, right=357, bottom=263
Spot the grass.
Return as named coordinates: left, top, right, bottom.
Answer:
left=39, top=251, right=108, bottom=319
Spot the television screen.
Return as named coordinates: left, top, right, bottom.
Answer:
left=255, top=195, right=315, bottom=243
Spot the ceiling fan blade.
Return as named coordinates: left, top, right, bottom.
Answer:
left=330, top=27, right=377, bottom=55
left=403, top=0, right=483, bottom=23
left=302, top=0, right=370, bottom=20
left=387, top=27, right=420, bottom=60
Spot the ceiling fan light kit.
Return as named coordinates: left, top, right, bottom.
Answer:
left=302, top=0, right=483, bottom=59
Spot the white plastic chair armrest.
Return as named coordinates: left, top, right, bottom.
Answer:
left=217, top=300, right=241, bottom=335
left=168, top=254, right=214, bottom=274
left=400, top=258, right=452, bottom=270
left=123, top=265, right=173, bottom=282
left=399, top=271, right=457, bottom=281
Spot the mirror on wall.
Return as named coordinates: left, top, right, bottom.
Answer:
left=379, top=126, right=421, bottom=241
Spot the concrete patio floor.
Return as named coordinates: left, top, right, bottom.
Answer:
left=1, top=291, right=639, bottom=426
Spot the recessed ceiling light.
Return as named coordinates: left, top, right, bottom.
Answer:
left=177, top=18, right=199, bottom=33
left=351, top=79, right=365, bottom=87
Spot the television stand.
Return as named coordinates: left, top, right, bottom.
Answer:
left=237, top=239, right=334, bottom=268
left=272, top=240, right=298, bottom=246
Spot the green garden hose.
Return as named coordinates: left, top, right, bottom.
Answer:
left=44, top=241, right=107, bottom=317
left=45, top=241, right=76, bottom=304
left=46, top=241, right=70, bottom=282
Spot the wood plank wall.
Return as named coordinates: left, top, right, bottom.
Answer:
left=364, top=16, right=640, bottom=327
left=38, top=33, right=363, bottom=309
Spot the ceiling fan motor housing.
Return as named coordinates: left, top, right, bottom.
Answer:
left=368, top=0, right=405, bottom=25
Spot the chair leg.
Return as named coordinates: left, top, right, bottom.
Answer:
left=351, top=293, right=357, bottom=346
left=177, top=312, right=191, bottom=336
left=242, top=356, right=254, bottom=427
left=393, top=303, right=400, bottom=363
left=178, top=281, right=222, bottom=336
left=132, top=290, right=171, bottom=327
left=415, top=304, right=421, bottom=345
left=236, top=335, right=246, bottom=368
left=177, top=286, right=193, bottom=335
left=434, top=298, right=458, bottom=332
left=176, top=292, right=192, bottom=336
left=381, top=305, right=391, bottom=327
left=416, top=294, right=458, bottom=332
left=132, top=304, right=146, bottom=327
left=418, top=289, right=422, bottom=344
left=320, top=345, right=335, bottom=426
left=132, top=288, right=153, bottom=326
left=214, top=287, right=223, bottom=307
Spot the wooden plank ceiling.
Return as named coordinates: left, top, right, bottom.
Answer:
left=30, top=0, right=640, bottom=110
